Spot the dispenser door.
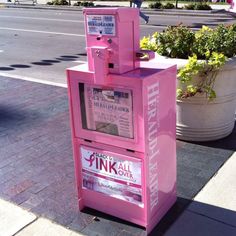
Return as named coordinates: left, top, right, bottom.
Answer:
left=80, top=145, right=143, bottom=207
left=79, top=83, right=134, bottom=139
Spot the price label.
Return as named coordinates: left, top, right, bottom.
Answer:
left=87, top=15, right=116, bottom=36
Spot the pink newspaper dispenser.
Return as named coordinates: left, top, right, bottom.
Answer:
left=67, top=7, right=177, bottom=234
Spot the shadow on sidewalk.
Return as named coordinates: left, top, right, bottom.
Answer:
left=0, top=104, right=41, bottom=131
left=160, top=200, right=236, bottom=236
left=191, top=123, right=236, bottom=151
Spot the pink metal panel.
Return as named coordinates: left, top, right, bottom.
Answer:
left=90, top=46, right=109, bottom=85
left=142, top=65, right=177, bottom=223
left=82, top=189, right=147, bottom=226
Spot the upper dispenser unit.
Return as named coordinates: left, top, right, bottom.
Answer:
left=84, top=8, right=140, bottom=83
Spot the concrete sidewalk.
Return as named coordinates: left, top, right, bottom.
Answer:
left=166, top=152, right=236, bottom=236
left=0, top=198, right=84, bottom=236
left=0, top=75, right=235, bottom=235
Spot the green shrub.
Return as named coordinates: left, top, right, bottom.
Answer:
left=143, top=25, right=195, bottom=59
left=74, top=1, right=94, bottom=6
left=47, top=0, right=68, bottom=5
left=149, top=1, right=162, bottom=9
left=162, top=2, right=175, bottom=9
left=184, top=3, right=195, bottom=10
left=141, top=24, right=236, bottom=59
left=140, top=24, right=236, bottom=99
left=193, top=25, right=236, bottom=58
left=184, top=3, right=212, bottom=10
left=83, top=1, right=89, bottom=6
left=73, top=1, right=80, bottom=5
left=195, top=3, right=212, bottom=10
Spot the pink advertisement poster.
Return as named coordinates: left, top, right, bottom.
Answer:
left=84, top=84, right=134, bottom=139
left=81, top=146, right=143, bottom=207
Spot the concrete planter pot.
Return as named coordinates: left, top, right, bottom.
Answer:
left=146, top=55, right=236, bottom=141
left=176, top=57, right=236, bottom=141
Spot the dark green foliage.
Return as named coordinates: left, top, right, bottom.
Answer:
left=47, top=0, right=68, bottom=5
left=149, top=1, right=162, bottom=9
left=156, top=25, right=195, bottom=58
left=141, top=24, right=235, bottom=99
left=184, top=3, right=212, bottom=10
left=184, top=3, right=195, bottom=10
left=195, top=3, right=212, bottom=10
left=74, top=1, right=94, bottom=6
left=162, top=2, right=175, bottom=9
left=141, top=24, right=236, bottom=59
left=193, top=25, right=236, bottom=59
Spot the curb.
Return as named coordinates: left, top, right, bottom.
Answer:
left=143, top=8, right=232, bottom=18
left=0, top=3, right=234, bottom=18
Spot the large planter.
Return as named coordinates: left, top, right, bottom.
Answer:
left=176, top=57, right=236, bottom=141
left=143, top=55, right=236, bottom=141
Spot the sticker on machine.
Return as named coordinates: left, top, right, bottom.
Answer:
left=86, top=15, right=116, bottom=36
left=81, top=146, right=143, bottom=207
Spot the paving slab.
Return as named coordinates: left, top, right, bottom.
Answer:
left=193, top=152, right=236, bottom=211
left=16, top=218, right=84, bottom=236
left=0, top=198, right=36, bottom=236
left=188, top=152, right=236, bottom=227
left=165, top=209, right=236, bottom=236
left=188, top=200, right=236, bottom=228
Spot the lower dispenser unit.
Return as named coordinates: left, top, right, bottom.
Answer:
left=72, top=138, right=176, bottom=233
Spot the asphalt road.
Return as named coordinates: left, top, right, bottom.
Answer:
left=0, top=7, right=236, bottom=83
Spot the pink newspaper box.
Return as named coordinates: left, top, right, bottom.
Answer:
left=67, top=7, right=177, bottom=234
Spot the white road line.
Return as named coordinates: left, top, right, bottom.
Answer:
left=0, top=72, right=67, bottom=88
left=0, top=27, right=85, bottom=37
left=141, top=24, right=167, bottom=29
left=0, top=15, right=84, bottom=23
left=73, top=60, right=87, bottom=63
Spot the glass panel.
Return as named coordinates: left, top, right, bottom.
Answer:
left=79, top=83, right=134, bottom=139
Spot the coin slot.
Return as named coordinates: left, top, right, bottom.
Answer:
left=126, top=149, right=135, bottom=153
left=84, top=139, right=92, bottom=143
left=108, top=63, right=114, bottom=68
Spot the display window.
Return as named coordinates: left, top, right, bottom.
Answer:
left=79, top=83, right=134, bottom=139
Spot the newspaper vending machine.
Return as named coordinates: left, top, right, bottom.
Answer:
left=67, top=7, right=177, bottom=233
